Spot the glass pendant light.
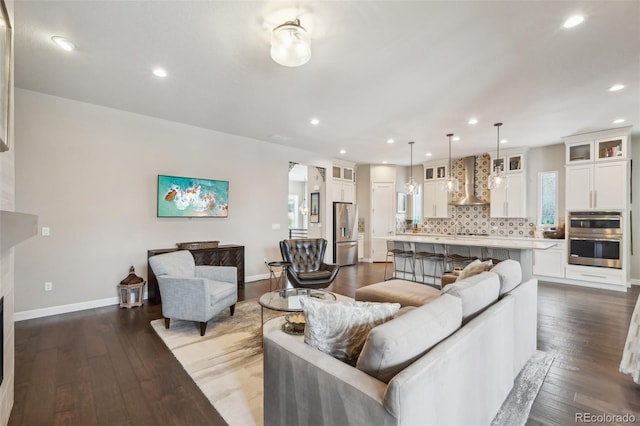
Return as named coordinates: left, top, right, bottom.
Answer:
left=443, top=133, right=460, bottom=192
left=488, top=122, right=505, bottom=190
left=270, top=19, right=311, bottom=67
left=405, top=141, right=417, bottom=195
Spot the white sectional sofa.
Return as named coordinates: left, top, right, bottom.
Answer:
left=263, top=260, right=537, bottom=426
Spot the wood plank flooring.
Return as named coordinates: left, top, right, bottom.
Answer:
left=8, top=262, right=640, bottom=425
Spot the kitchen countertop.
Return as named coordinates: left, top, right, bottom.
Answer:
left=380, top=234, right=559, bottom=250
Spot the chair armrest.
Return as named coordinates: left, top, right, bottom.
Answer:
left=320, top=262, right=340, bottom=278
left=157, top=276, right=210, bottom=319
left=195, top=265, right=237, bottom=284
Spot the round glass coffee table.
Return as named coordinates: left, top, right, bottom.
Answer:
left=259, top=288, right=336, bottom=335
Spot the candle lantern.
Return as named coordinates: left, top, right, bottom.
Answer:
left=117, top=266, right=146, bottom=309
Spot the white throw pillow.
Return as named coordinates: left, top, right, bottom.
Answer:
left=300, top=298, right=400, bottom=365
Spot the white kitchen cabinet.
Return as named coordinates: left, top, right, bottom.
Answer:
left=490, top=173, right=527, bottom=218
left=332, top=165, right=355, bottom=182
left=565, top=135, right=628, bottom=164
left=332, top=181, right=355, bottom=203
left=565, top=161, right=627, bottom=210
left=423, top=181, right=449, bottom=218
left=533, top=242, right=565, bottom=278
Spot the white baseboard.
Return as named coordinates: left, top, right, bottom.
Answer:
left=15, top=275, right=273, bottom=321
left=15, top=296, right=120, bottom=322
left=630, top=278, right=640, bottom=286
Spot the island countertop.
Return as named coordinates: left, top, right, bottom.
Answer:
left=378, top=234, right=558, bottom=250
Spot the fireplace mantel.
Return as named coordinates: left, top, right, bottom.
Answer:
left=0, top=210, right=38, bottom=250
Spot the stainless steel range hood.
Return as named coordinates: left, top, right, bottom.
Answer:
left=449, top=156, right=488, bottom=206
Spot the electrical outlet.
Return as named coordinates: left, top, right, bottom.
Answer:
left=44, top=282, right=53, bottom=291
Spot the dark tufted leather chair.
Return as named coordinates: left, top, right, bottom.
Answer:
left=279, top=238, right=340, bottom=289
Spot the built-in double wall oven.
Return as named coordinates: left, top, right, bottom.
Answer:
left=568, top=211, right=622, bottom=269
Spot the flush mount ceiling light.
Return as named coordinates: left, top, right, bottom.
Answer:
left=387, top=139, right=395, bottom=144
left=468, top=118, right=478, bottom=125
left=488, top=123, right=505, bottom=190
left=563, top=15, right=585, bottom=29
left=51, top=36, right=75, bottom=52
left=613, top=118, right=625, bottom=124
left=270, top=19, right=311, bottom=67
left=339, top=149, right=346, bottom=154
left=609, top=84, right=625, bottom=92
left=405, top=141, right=417, bottom=195
left=443, top=133, right=460, bottom=193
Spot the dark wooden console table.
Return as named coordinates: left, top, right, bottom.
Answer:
left=147, top=244, right=245, bottom=304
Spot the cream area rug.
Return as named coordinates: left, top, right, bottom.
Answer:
left=151, top=300, right=554, bottom=426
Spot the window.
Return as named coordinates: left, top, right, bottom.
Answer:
left=538, top=171, right=557, bottom=226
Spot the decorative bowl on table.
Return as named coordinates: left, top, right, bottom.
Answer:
left=282, top=313, right=306, bottom=335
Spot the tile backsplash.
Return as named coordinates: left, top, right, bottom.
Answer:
left=397, top=153, right=536, bottom=238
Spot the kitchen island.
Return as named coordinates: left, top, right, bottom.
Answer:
left=379, top=234, right=558, bottom=283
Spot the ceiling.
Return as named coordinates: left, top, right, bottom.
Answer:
left=14, top=1, right=640, bottom=166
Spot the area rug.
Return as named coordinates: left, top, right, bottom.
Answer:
left=151, top=300, right=554, bottom=426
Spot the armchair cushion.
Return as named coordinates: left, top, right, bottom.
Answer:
left=149, top=250, right=195, bottom=277
left=298, top=270, right=332, bottom=280
left=300, top=297, right=400, bottom=366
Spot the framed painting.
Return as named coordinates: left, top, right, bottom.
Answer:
left=0, top=0, right=11, bottom=152
left=310, top=192, right=320, bottom=223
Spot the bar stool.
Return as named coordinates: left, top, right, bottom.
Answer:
left=383, top=240, right=416, bottom=281
left=415, top=243, right=446, bottom=286
left=446, top=245, right=478, bottom=271
left=482, top=248, right=511, bottom=264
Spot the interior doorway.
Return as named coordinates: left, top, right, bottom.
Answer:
left=288, top=164, right=309, bottom=239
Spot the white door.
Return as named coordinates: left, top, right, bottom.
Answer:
left=371, top=182, right=395, bottom=262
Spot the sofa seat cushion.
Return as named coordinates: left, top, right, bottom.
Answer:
left=441, top=271, right=500, bottom=322
left=355, top=279, right=441, bottom=307
left=300, top=298, right=400, bottom=365
left=356, top=294, right=462, bottom=383
left=298, top=270, right=332, bottom=280
left=491, top=259, right=522, bottom=295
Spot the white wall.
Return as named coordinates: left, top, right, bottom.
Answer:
left=1, top=0, right=15, bottom=422
left=526, top=143, right=566, bottom=223
left=14, top=89, right=334, bottom=314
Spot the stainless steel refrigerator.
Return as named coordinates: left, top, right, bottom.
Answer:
left=333, top=202, right=358, bottom=266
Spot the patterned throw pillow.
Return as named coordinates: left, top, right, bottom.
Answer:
left=299, top=298, right=400, bottom=365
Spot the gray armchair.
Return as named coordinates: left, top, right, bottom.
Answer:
left=148, top=250, right=237, bottom=336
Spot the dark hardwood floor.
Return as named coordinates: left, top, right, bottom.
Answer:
left=9, top=262, right=640, bottom=425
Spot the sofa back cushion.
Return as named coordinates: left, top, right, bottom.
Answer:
left=441, top=271, right=500, bottom=322
left=300, top=298, right=400, bottom=366
left=356, top=294, right=462, bottom=383
left=491, top=259, right=522, bottom=295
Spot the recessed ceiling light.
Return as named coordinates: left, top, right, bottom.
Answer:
left=613, top=118, right=625, bottom=124
left=609, top=84, right=625, bottom=92
left=563, top=15, right=585, bottom=29
left=153, top=67, right=167, bottom=78
left=500, top=139, right=508, bottom=144
left=468, top=118, right=478, bottom=125
left=382, top=160, right=388, bottom=164
left=387, top=138, right=395, bottom=144
left=51, top=36, right=75, bottom=52
left=310, top=118, right=320, bottom=126
left=426, top=152, right=432, bottom=157
left=339, top=149, right=346, bottom=154
left=452, top=136, right=461, bottom=142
